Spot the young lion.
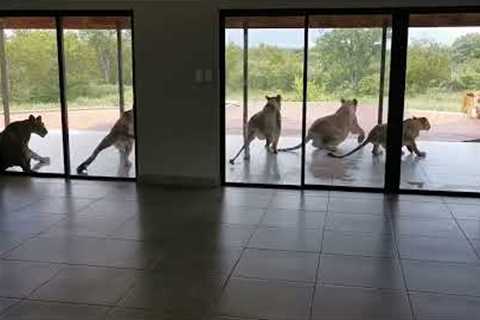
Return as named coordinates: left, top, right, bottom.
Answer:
left=77, top=109, right=134, bottom=174
left=328, top=116, right=431, bottom=159
left=279, top=98, right=365, bottom=152
left=0, top=115, right=50, bottom=172
left=229, top=95, right=282, bottom=164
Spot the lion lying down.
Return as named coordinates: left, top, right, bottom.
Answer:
left=0, top=115, right=50, bottom=172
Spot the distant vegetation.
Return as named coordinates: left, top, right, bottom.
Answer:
left=0, top=29, right=133, bottom=113
left=226, top=29, right=480, bottom=112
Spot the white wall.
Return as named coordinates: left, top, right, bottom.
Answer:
left=1, top=0, right=479, bottom=186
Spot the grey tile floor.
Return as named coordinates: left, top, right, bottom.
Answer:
left=1, top=177, right=480, bottom=319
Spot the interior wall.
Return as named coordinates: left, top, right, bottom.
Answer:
left=1, top=0, right=479, bottom=186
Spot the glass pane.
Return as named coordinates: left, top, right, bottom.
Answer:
left=224, top=16, right=304, bottom=185
left=305, top=15, right=391, bottom=188
left=63, top=16, right=135, bottom=178
left=0, top=17, right=64, bottom=173
left=402, top=14, right=480, bottom=192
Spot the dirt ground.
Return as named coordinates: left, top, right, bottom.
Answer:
left=0, top=109, right=122, bottom=132
left=226, top=101, right=480, bottom=142
left=2, top=102, right=480, bottom=142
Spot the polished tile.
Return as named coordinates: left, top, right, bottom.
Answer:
left=234, top=248, right=318, bottom=282
left=323, top=231, right=396, bottom=257
left=398, top=236, right=478, bottom=263
left=0, top=301, right=109, bottom=320
left=3, top=177, right=480, bottom=320
left=261, top=208, right=325, bottom=229
left=6, top=236, right=163, bottom=269
left=216, top=278, right=313, bottom=320
left=458, top=219, right=480, bottom=240
left=38, top=213, right=134, bottom=238
left=326, top=213, right=392, bottom=235
left=32, top=266, right=134, bottom=305
left=448, top=204, right=480, bottom=219
left=105, top=308, right=167, bottom=320
left=269, top=194, right=328, bottom=211
left=312, top=285, right=412, bottom=320
left=0, top=298, right=18, bottom=314
left=404, top=260, right=480, bottom=296
left=205, top=206, right=265, bottom=226
left=121, top=272, right=225, bottom=317
left=411, top=292, right=480, bottom=320
left=249, top=227, right=322, bottom=252
left=393, top=218, right=463, bottom=239
left=0, top=214, right=65, bottom=237
left=328, top=198, right=390, bottom=215
left=0, top=232, right=25, bottom=256
left=15, top=198, right=95, bottom=215
left=154, top=245, right=242, bottom=276
left=390, top=201, right=451, bottom=219
left=0, top=261, right=59, bottom=298
left=318, top=254, right=404, bottom=289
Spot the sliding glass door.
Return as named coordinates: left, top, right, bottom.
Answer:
left=0, top=17, right=64, bottom=174
left=400, top=13, right=480, bottom=192
left=224, top=16, right=304, bottom=185
left=222, top=9, right=480, bottom=195
left=305, top=15, right=392, bottom=188
left=0, top=13, right=135, bottom=179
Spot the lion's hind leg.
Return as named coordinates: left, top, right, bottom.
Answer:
left=77, top=133, right=116, bottom=173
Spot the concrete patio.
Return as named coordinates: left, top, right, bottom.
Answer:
left=226, top=135, right=480, bottom=192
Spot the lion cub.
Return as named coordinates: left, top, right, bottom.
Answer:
left=0, top=115, right=50, bottom=172
left=229, top=95, right=282, bottom=164
left=329, top=116, right=431, bottom=158
left=279, top=98, right=365, bottom=152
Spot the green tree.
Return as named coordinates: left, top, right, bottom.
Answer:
left=6, top=30, right=60, bottom=103
left=406, top=40, right=452, bottom=94
left=79, top=30, right=118, bottom=84
left=225, top=42, right=243, bottom=96
left=310, top=28, right=383, bottom=95
left=452, top=33, right=480, bottom=64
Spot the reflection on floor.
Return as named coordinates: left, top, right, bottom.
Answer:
left=1, top=177, right=480, bottom=319
left=226, top=135, right=480, bottom=191
left=7, top=130, right=136, bottom=178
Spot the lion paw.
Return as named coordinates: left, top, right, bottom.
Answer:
left=40, top=157, right=50, bottom=164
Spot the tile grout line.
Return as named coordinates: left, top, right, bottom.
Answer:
left=208, top=194, right=272, bottom=319
left=308, top=194, right=329, bottom=320
left=444, top=200, right=480, bottom=262
left=390, top=207, right=417, bottom=320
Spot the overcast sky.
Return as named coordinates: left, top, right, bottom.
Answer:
left=226, top=27, right=480, bottom=48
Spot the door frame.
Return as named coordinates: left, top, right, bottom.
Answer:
left=220, top=6, right=480, bottom=197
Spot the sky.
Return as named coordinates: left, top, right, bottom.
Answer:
left=226, top=27, right=480, bottom=48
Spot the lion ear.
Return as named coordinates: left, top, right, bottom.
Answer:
left=340, top=98, right=346, bottom=104
left=412, top=116, right=417, bottom=119
left=29, top=115, right=35, bottom=121
left=265, top=95, right=270, bottom=100
left=276, top=94, right=281, bottom=101
left=36, top=116, right=42, bottom=122
left=353, top=98, right=358, bottom=106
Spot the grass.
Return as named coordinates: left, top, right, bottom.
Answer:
left=227, top=89, right=464, bottom=113
left=0, top=86, right=134, bottom=114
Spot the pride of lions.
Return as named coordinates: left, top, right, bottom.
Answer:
left=230, top=95, right=432, bottom=164
left=0, top=96, right=433, bottom=173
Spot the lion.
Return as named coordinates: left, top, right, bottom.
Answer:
left=279, top=98, right=365, bottom=152
left=328, top=116, right=431, bottom=158
left=77, top=109, right=134, bottom=174
left=229, top=95, right=282, bottom=164
left=462, top=92, right=480, bottom=119
left=0, top=115, right=50, bottom=172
